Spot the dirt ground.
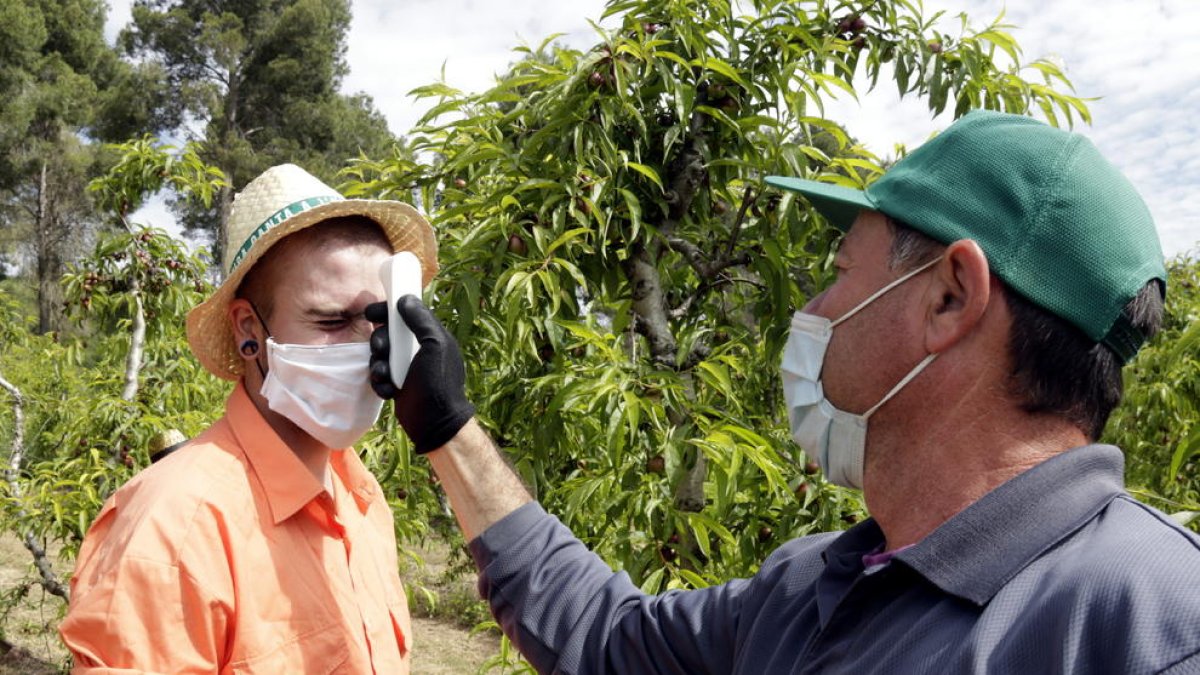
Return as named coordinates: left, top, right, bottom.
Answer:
left=0, top=534, right=500, bottom=674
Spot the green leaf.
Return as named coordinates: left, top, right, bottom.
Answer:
left=545, top=228, right=592, bottom=257
left=1169, top=425, right=1200, bottom=479
left=640, top=566, right=665, bottom=594
left=1170, top=511, right=1200, bottom=527
left=696, top=56, right=749, bottom=89
left=677, top=568, right=711, bottom=589
left=625, top=161, right=664, bottom=191
left=619, top=188, right=643, bottom=239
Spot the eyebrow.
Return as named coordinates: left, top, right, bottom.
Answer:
left=302, top=307, right=365, bottom=321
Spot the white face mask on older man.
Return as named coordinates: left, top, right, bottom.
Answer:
left=780, top=257, right=941, bottom=489
left=260, top=338, right=384, bottom=449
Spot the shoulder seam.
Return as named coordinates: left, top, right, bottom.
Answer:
left=1113, top=495, right=1200, bottom=552
left=1157, top=643, right=1200, bottom=674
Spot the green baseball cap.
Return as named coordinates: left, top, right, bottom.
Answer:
left=767, top=110, right=1167, bottom=362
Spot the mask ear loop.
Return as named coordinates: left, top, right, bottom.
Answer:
left=863, top=353, right=938, bottom=419
left=824, top=255, right=944, bottom=419
left=247, top=303, right=273, bottom=380
left=830, top=256, right=943, bottom=329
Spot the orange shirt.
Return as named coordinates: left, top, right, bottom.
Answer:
left=60, top=382, right=411, bottom=674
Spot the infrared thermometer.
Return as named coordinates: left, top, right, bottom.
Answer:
left=378, top=251, right=423, bottom=388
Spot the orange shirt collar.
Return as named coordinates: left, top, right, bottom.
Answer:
left=226, top=381, right=382, bottom=524
left=227, top=381, right=323, bottom=525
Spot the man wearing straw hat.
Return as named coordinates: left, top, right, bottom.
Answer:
left=368, top=111, right=1200, bottom=673
left=60, top=164, right=437, bottom=673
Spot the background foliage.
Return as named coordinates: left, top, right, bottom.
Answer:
left=0, top=0, right=1197, bottom=671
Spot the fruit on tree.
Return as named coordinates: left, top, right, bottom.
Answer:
left=646, top=455, right=666, bottom=474
left=508, top=234, right=528, bottom=255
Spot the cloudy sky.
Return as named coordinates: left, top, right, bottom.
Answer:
left=105, top=0, right=1198, bottom=257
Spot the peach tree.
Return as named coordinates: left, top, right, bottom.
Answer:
left=342, top=0, right=1092, bottom=593
left=0, top=138, right=226, bottom=613
left=1108, top=256, right=1200, bottom=529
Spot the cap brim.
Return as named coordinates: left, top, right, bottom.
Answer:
left=765, top=176, right=875, bottom=231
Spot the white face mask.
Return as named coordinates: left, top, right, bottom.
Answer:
left=260, top=338, right=384, bottom=449
left=780, top=257, right=941, bottom=489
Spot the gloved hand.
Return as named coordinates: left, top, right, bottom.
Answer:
left=365, top=296, right=475, bottom=454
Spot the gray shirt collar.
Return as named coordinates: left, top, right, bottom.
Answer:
left=826, top=444, right=1126, bottom=606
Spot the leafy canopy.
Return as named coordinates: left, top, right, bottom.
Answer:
left=342, top=0, right=1094, bottom=593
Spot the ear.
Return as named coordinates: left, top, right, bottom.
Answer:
left=924, top=239, right=992, bottom=354
left=228, top=298, right=264, bottom=361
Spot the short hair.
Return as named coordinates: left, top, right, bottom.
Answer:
left=234, top=215, right=391, bottom=321
left=884, top=217, right=1164, bottom=440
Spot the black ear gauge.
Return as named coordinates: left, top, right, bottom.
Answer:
left=240, top=340, right=260, bottom=357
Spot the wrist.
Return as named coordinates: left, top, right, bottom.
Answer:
left=411, top=403, right=476, bottom=454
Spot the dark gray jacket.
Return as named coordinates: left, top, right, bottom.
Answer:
left=470, top=445, right=1200, bottom=674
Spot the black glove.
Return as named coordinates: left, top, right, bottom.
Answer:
left=365, top=296, right=475, bottom=453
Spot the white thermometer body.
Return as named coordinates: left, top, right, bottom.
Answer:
left=379, top=251, right=423, bottom=388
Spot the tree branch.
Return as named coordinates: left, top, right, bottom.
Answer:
left=664, top=237, right=752, bottom=281
left=668, top=274, right=764, bottom=319
left=0, top=372, right=69, bottom=600
left=664, top=237, right=708, bottom=276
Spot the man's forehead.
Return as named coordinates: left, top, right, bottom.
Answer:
left=270, top=245, right=386, bottom=304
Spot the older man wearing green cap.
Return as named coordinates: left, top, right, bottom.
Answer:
left=370, top=110, right=1200, bottom=674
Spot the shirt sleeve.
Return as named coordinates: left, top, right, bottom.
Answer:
left=59, top=509, right=233, bottom=674
left=468, top=502, right=749, bottom=675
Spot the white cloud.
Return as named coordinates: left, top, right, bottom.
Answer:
left=342, top=0, right=610, bottom=134
left=105, top=0, right=1198, bottom=256
left=823, top=0, right=1200, bottom=257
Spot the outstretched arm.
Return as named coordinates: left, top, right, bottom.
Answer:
left=369, top=297, right=743, bottom=674
left=427, top=418, right=531, bottom=541
left=367, top=296, right=531, bottom=539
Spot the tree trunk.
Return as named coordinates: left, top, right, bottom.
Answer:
left=622, top=244, right=677, bottom=367
left=34, top=162, right=55, bottom=334
left=0, top=372, right=69, bottom=600
left=212, top=67, right=243, bottom=280
left=214, top=184, right=233, bottom=278
left=120, top=277, right=147, bottom=405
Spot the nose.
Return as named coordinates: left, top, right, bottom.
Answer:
left=801, top=289, right=828, bottom=316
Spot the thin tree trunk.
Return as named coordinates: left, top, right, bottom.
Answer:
left=119, top=277, right=147, bottom=405
left=0, top=372, right=69, bottom=600
left=215, top=184, right=233, bottom=279
left=621, top=107, right=716, bottom=515
left=213, top=67, right=242, bottom=279
left=622, top=244, right=677, bottom=367
left=35, top=162, right=51, bottom=334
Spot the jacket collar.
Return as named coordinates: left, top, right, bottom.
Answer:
left=822, top=445, right=1126, bottom=606
left=896, top=444, right=1125, bottom=605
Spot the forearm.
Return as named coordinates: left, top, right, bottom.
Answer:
left=426, top=418, right=532, bottom=541
left=469, top=502, right=745, bottom=675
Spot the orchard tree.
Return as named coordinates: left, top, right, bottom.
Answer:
left=0, top=139, right=225, bottom=608
left=80, top=136, right=226, bottom=403
left=119, top=0, right=397, bottom=267
left=344, top=0, right=1092, bottom=592
left=1108, top=256, right=1200, bottom=528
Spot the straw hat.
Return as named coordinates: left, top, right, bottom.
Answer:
left=186, top=163, right=438, bottom=380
